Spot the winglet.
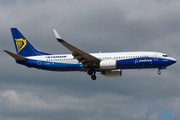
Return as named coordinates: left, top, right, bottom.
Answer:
left=53, top=29, right=64, bottom=42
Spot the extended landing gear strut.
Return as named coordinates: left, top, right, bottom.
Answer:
left=157, top=67, right=167, bottom=75
left=88, top=69, right=97, bottom=80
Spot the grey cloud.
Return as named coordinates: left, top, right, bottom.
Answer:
left=0, top=89, right=159, bottom=120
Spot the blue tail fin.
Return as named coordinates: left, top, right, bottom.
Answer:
left=11, top=28, right=50, bottom=57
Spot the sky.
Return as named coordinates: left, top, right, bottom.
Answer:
left=0, top=0, right=180, bottom=120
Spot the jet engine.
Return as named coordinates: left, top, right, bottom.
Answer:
left=100, top=59, right=117, bottom=69
left=101, top=70, right=122, bottom=77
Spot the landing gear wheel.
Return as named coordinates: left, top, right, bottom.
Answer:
left=91, top=75, right=97, bottom=80
left=157, top=70, right=161, bottom=75
left=88, top=67, right=97, bottom=80
left=88, top=70, right=93, bottom=75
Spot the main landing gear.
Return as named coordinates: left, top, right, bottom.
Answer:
left=88, top=69, right=97, bottom=80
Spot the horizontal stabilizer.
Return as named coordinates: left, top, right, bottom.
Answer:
left=4, top=50, right=28, bottom=61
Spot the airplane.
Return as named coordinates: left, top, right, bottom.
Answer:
left=4, top=28, right=177, bottom=80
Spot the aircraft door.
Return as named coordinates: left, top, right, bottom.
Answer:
left=154, top=54, right=158, bottom=61
left=38, top=60, right=42, bottom=65
left=38, top=57, right=42, bottom=66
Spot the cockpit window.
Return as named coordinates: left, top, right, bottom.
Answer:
left=163, top=55, right=168, bottom=57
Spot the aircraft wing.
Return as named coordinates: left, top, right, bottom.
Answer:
left=53, top=29, right=100, bottom=67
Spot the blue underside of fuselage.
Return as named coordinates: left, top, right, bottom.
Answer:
left=16, top=57, right=175, bottom=71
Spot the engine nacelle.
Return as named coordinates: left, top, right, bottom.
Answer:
left=100, top=59, right=117, bottom=69
left=101, top=70, right=122, bottom=77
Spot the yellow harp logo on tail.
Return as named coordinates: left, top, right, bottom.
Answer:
left=15, top=38, right=27, bottom=53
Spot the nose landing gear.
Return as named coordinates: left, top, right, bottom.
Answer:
left=157, top=70, right=161, bottom=75
left=157, top=66, right=167, bottom=75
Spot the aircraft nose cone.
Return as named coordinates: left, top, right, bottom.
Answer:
left=173, top=59, right=177, bottom=64
left=170, top=58, right=177, bottom=64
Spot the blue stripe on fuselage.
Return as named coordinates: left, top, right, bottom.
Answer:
left=16, top=57, right=174, bottom=71
left=116, top=57, right=175, bottom=69
left=16, top=59, right=83, bottom=71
